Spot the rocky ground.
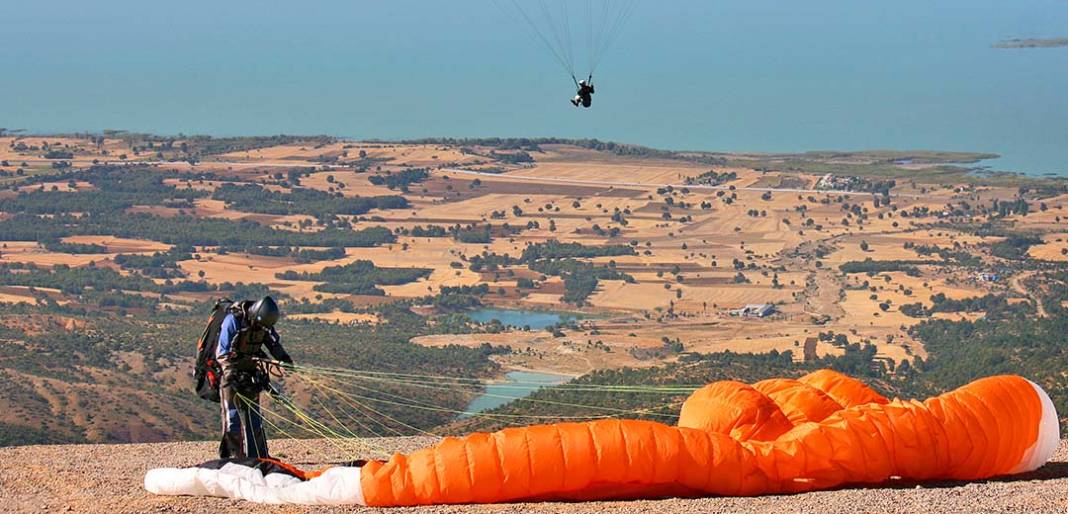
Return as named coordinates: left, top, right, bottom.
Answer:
left=2, top=438, right=1068, bottom=513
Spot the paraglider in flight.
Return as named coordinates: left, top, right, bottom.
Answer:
left=145, top=370, right=1058, bottom=506
left=493, top=0, right=635, bottom=108
left=571, top=78, right=595, bottom=108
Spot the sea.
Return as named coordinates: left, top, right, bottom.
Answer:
left=1, top=0, right=1065, bottom=176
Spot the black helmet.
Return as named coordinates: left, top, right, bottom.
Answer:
left=248, top=296, right=280, bottom=328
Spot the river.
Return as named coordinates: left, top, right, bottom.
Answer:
left=463, top=370, right=571, bottom=417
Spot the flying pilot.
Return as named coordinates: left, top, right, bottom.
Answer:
left=570, top=79, right=595, bottom=108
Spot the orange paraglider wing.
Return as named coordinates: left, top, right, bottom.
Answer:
left=145, top=370, right=1059, bottom=506
left=797, top=369, right=889, bottom=407
left=678, top=381, right=793, bottom=441
left=752, top=378, right=843, bottom=424
left=355, top=371, right=1057, bottom=506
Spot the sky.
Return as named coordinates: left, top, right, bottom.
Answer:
left=1, top=0, right=1067, bottom=175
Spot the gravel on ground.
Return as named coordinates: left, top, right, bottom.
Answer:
left=2, top=437, right=1067, bottom=513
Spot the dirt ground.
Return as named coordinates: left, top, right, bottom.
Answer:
left=1030, top=233, right=1068, bottom=262
left=2, top=438, right=1067, bottom=513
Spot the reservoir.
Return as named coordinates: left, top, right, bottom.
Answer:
left=463, top=370, right=570, bottom=416
left=466, top=309, right=574, bottom=330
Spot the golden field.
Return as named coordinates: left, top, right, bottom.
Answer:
left=3, top=138, right=1064, bottom=377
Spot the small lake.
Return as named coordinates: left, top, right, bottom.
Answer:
left=466, top=308, right=574, bottom=330
left=463, top=371, right=570, bottom=416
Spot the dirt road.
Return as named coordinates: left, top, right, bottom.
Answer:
left=1013, top=271, right=1049, bottom=317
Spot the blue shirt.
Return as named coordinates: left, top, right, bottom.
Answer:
left=216, top=313, right=286, bottom=360
left=217, top=313, right=241, bottom=357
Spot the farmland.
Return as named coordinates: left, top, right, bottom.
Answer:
left=1, top=133, right=1067, bottom=444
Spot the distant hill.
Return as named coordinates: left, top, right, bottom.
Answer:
left=995, top=37, right=1068, bottom=49
left=452, top=270, right=1068, bottom=435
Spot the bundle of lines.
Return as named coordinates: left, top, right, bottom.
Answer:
left=243, top=362, right=700, bottom=462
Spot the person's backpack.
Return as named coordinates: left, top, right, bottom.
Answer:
left=194, top=299, right=235, bottom=402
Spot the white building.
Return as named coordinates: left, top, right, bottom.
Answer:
left=731, top=303, right=776, bottom=318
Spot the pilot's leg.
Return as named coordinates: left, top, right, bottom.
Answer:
left=219, top=385, right=245, bottom=459
left=571, top=96, right=581, bottom=106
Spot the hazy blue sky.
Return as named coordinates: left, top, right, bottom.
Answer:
left=1, top=0, right=1066, bottom=174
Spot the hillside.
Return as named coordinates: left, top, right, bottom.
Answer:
left=1, top=134, right=1068, bottom=447
left=449, top=275, right=1068, bottom=435
left=2, top=437, right=1067, bottom=513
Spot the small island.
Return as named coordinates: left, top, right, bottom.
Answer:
left=994, top=37, right=1068, bottom=49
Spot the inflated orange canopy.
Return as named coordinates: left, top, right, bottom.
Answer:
left=145, top=370, right=1059, bottom=506
left=357, top=371, right=1058, bottom=506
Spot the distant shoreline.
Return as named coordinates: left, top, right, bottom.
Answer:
left=3, top=130, right=1066, bottom=180
left=994, top=37, right=1068, bottom=49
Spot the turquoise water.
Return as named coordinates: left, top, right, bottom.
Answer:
left=463, top=371, right=570, bottom=416
left=467, top=308, right=573, bottom=330
left=2, top=1, right=1067, bottom=175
